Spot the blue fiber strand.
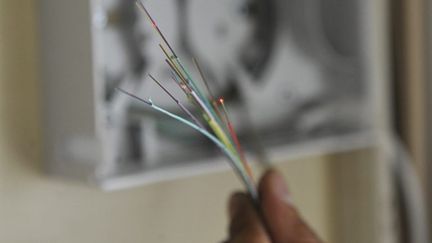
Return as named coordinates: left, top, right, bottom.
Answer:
left=151, top=103, right=258, bottom=200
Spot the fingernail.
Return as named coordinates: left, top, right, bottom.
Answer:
left=270, top=170, right=294, bottom=206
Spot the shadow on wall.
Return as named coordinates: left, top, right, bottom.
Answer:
left=0, top=1, right=43, bottom=173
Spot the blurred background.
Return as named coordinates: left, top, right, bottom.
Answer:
left=0, top=0, right=430, bottom=242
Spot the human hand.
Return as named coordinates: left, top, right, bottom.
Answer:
left=224, top=169, right=322, bottom=243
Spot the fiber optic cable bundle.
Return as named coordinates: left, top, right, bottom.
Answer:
left=118, top=0, right=258, bottom=200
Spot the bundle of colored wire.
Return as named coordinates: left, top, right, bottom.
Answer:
left=117, top=0, right=257, bottom=200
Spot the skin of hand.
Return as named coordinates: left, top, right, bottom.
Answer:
left=225, top=169, right=322, bottom=243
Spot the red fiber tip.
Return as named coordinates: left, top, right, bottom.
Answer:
left=219, top=98, right=224, bottom=104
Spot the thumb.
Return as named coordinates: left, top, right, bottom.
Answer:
left=258, top=169, right=322, bottom=243
left=226, top=192, right=271, bottom=243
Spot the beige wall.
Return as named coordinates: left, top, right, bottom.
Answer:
left=0, top=1, right=336, bottom=242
